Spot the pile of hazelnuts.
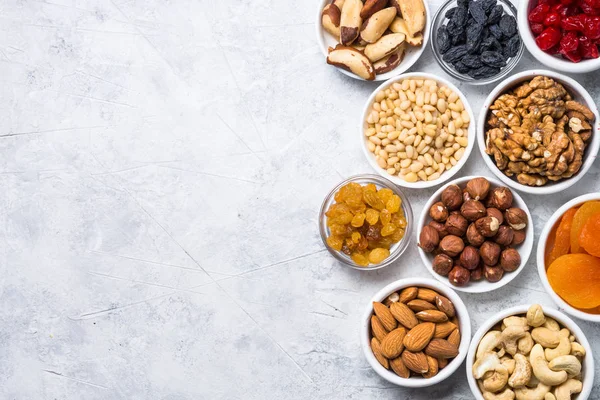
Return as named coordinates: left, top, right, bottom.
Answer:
left=419, top=177, right=528, bottom=287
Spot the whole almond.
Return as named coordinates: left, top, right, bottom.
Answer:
left=422, top=355, right=439, bottom=378
left=416, top=310, right=449, bottom=323
left=371, top=337, right=389, bottom=369
left=437, top=357, right=449, bottom=369
left=383, top=292, right=400, bottom=306
left=447, top=329, right=461, bottom=347
left=380, top=327, right=406, bottom=359
left=403, top=322, right=435, bottom=352
left=433, top=321, right=457, bottom=338
left=435, top=295, right=456, bottom=318
left=407, top=299, right=437, bottom=312
left=390, top=356, right=410, bottom=378
left=398, top=287, right=418, bottom=303
left=390, top=302, right=419, bottom=329
left=371, top=315, right=389, bottom=342
left=373, top=302, right=397, bottom=331
left=424, top=338, right=459, bottom=359
left=401, top=350, right=429, bottom=373
left=417, top=288, right=438, bottom=303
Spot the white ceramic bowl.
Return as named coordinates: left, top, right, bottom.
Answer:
left=517, top=0, right=600, bottom=73
left=466, top=305, right=595, bottom=400
left=417, top=176, right=534, bottom=293
left=361, top=73, right=476, bottom=188
left=316, top=0, right=431, bottom=81
left=361, top=278, right=471, bottom=387
left=477, top=69, right=600, bottom=195
left=537, top=193, right=600, bottom=323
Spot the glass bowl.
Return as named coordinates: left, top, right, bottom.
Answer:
left=431, top=0, right=524, bottom=85
left=318, top=174, right=413, bottom=270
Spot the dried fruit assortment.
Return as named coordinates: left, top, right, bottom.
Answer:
left=365, top=78, right=470, bottom=183
left=322, top=0, right=426, bottom=80
left=325, top=182, right=407, bottom=266
left=472, top=304, right=586, bottom=399
left=528, top=0, right=600, bottom=62
left=485, top=76, right=595, bottom=187
left=370, top=286, right=461, bottom=378
left=545, top=200, right=600, bottom=314
left=436, top=0, right=521, bottom=79
left=419, top=177, right=528, bottom=287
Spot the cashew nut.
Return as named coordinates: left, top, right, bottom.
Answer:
left=530, top=344, right=568, bottom=386
left=508, top=354, right=532, bottom=389
left=515, top=382, right=551, bottom=400
left=526, top=305, right=546, bottom=328
left=501, top=356, right=516, bottom=375
left=527, top=375, right=540, bottom=388
left=543, top=318, right=560, bottom=332
left=531, top=328, right=560, bottom=349
left=503, top=316, right=530, bottom=331
left=569, top=342, right=586, bottom=358
left=474, top=352, right=502, bottom=379
left=484, top=388, right=516, bottom=400
left=477, top=330, right=502, bottom=359
left=548, top=355, right=581, bottom=378
left=474, top=351, right=510, bottom=393
left=554, top=379, right=582, bottom=400
left=544, top=394, right=556, bottom=400
left=502, top=326, right=528, bottom=356
left=485, top=365, right=510, bottom=393
left=518, top=332, right=534, bottom=355
left=544, top=335, right=571, bottom=361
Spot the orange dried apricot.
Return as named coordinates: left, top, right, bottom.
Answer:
left=579, top=213, right=600, bottom=257
left=547, top=208, right=577, bottom=267
left=570, top=201, right=600, bottom=253
left=547, top=253, right=600, bottom=309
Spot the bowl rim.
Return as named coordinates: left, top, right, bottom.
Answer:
left=360, top=278, right=472, bottom=387
left=476, top=69, right=600, bottom=195
left=417, top=175, right=534, bottom=293
left=360, top=72, right=476, bottom=189
left=536, top=192, right=600, bottom=323
left=318, top=174, right=413, bottom=270
left=430, top=0, right=524, bottom=85
left=315, top=0, right=431, bottom=81
left=465, top=304, right=595, bottom=400
left=517, top=0, right=600, bottom=73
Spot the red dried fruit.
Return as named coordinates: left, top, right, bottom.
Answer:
left=560, top=31, right=580, bottom=53
left=536, top=27, right=562, bottom=50
left=579, top=36, right=600, bottom=58
left=561, top=15, right=586, bottom=31
left=529, top=4, right=551, bottom=23
left=579, top=0, right=600, bottom=15
left=564, top=50, right=582, bottom=62
left=584, top=16, right=600, bottom=39
left=544, top=12, right=562, bottom=27
left=531, top=22, right=545, bottom=34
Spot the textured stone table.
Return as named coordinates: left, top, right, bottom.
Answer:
left=1, top=0, right=599, bottom=399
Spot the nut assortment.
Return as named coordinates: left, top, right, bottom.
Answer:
left=322, top=0, right=426, bottom=79
left=472, top=304, right=586, bottom=400
left=370, top=286, right=461, bottom=378
left=484, top=76, right=595, bottom=187
left=365, top=78, right=470, bottom=183
left=419, top=177, right=528, bottom=287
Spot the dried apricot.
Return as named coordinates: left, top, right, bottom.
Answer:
left=547, top=208, right=577, bottom=267
left=579, top=213, right=600, bottom=257
left=547, top=253, right=600, bottom=309
left=571, top=201, right=600, bottom=253
left=369, top=248, right=390, bottom=264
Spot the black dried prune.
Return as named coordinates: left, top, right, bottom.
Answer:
left=468, top=65, right=500, bottom=79
left=481, top=50, right=506, bottom=67
left=503, top=34, right=521, bottom=57
left=453, top=61, right=471, bottom=74
left=481, top=0, right=497, bottom=13
left=467, top=23, right=485, bottom=53
left=445, top=7, right=457, bottom=20
left=462, top=55, right=483, bottom=68
left=438, top=26, right=452, bottom=54
left=489, top=24, right=504, bottom=40
left=469, top=2, right=487, bottom=24
left=499, top=15, right=517, bottom=37
left=443, top=44, right=468, bottom=63
left=487, top=5, right=503, bottom=25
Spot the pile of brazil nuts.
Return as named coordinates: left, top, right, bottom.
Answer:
left=365, top=78, right=470, bottom=183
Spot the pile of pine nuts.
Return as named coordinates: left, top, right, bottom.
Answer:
left=364, top=78, right=470, bottom=183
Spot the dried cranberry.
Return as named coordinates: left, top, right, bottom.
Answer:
left=563, top=50, right=583, bottom=62
left=579, top=35, right=600, bottom=58
left=544, top=12, right=562, bottom=27
left=582, top=0, right=600, bottom=8
left=579, top=1, right=600, bottom=15
left=547, top=44, right=562, bottom=54
left=560, top=0, right=576, bottom=5
left=536, top=27, right=562, bottom=50
left=529, top=4, right=551, bottom=23
left=584, top=17, right=600, bottom=40
left=562, top=15, right=586, bottom=31
left=560, top=31, right=580, bottom=53
left=531, top=22, right=545, bottom=34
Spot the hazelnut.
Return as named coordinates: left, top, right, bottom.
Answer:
left=500, top=248, right=521, bottom=272
left=470, top=267, right=484, bottom=281
left=505, top=208, right=528, bottom=230
left=463, top=188, right=472, bottom=202
left=432, top=254, right=454, bottom=276
left=460, top=200, right=486, bottom=221
left=419, top=225, right=440, bottom=253
left=511, top=229, right=526, bottom=246
left=488, top=187, right=513, bottom=210
left=448, top=266, right=470, bottom=287
left=484, top=265, right=504, bottom=282
left=480, top=241, right=501, bottom=266
left=475, top=216, right=500, bottom=237
left=466, top=177, right=490, bottom=201
left=466, top=223, right=485, bottom=247
left=439, top=235, right=465, bottom=257
left=441, top=184, right=463, bottom=210
left=459, top=246, right=481, bottom=270
left=445, top=213, right=468, bottom=236
left=429, top=201, right=449, bottom=222
left=494, top=225, right=514, bottom=246
left=486, top=207, right=504, bottom=225
left=428, top=221, right=448, bottom=239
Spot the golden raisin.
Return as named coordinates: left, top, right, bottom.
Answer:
left=380, top=209, right=392, bottom=225
left=351, top=213, right=366, bottom=228
left=377, top=188, right=394, bottom=204
left=365, top=209, right=379, bottom=225
left=386, top=195, right=401, bottom=213
left=381, top=224, right=396, bottom=237
left=326, top=235, right=344, bottom=251
left=364, top=191, right=385, bottom=210
left=369, top=248, right=390, bottom=264
left=351, top=251, right=370, bottom=267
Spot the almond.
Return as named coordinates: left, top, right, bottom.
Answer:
left=380, top=327, right=406, bottom=359
left=437, top=357, right=449, bottom=369
left=398, top=287, right=418, bottom=303
left=447, top=329, right=461, bottom=347
left=401, top=350, right=428, bottom=373
left=370, top=315, right=388, bottom=341
left=403, top=322, right=435, bottom=352
left=383, top=291, right=400, bottom=306
left=435, top=295, right=456, bottom=318
left=407, top=299, right=436, bottom=312
left=373, top=302, right=397, bottom=331
left=416, top=310, right=449, bottom=323
left=417, top=288, right=439, bottom=303
left=389, top=356, right=410, bottom=378
left=424, top=338, right=459, bottom=359
left=390, top=302, right=418, bottom=329
left=422, top=355, right=439, bottom=378
left=433, top=321, right=457, bottom=339
left=371, top=337, right=389, bottom=369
